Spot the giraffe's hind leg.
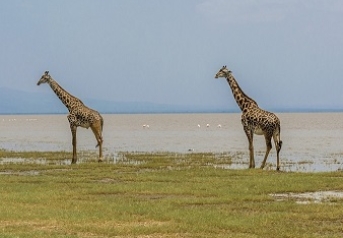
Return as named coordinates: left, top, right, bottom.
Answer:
left=260, top=134, right=272, bottom=169
left=91, top=120, right=103, bottom=162
left=273, top=133, right=282, bottom=171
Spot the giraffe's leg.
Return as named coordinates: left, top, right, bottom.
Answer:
left=71, top=126, right=77, bottom=164
left=68, top=115, right=78, bottom=164
left=91, top=120, right=103, bottom=162
left=249, top=139, right=255, bottom=169
left=273, top=134, right=282, bottom=171
left=261, top=135, right=272, bottom=169
left=244, top=129, right=255, bottom=169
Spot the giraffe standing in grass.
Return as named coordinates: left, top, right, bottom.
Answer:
left=214, top=66, right=282, bottom=170
left=37, top=71, right=104, bottom=164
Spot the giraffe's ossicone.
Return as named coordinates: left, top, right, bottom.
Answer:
left=37, top=71, right=104, bottom=164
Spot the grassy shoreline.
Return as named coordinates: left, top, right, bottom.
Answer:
left=1, top=151, right=343, bottom=237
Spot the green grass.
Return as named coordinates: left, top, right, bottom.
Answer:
left=1, top=151, right=343, bottom=237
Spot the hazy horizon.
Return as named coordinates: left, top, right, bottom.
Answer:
left=0, top=85, right=342, bottom=115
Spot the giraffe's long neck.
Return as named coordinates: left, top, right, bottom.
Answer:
left=226, top=73, right=258, bottom=112
left=47, top=78, right=83, bottom=112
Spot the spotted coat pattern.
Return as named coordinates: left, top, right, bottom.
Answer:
left=37, top=71, right=104, bottom=164
left=215, top=66, right=282, bottom=170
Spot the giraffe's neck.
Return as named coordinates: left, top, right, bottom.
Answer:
left=226, top=74, right=258, bottom=112
left=47, top=78, right=83, bottom=112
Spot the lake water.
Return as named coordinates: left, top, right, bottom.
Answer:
left=0, top=113, right=343, bottom=172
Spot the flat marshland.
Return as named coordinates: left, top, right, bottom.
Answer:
left=1, top=151, right=343, bottom=237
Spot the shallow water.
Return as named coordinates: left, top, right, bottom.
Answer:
left=270, top=191, right=343, bottom=204
left=0, top=113, right=342, bottom=172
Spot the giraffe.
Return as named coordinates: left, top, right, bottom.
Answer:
left=214, top=66, right=282, bottom=170
left=37, top=71, right=104, bottom=164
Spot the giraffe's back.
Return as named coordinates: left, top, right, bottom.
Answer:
left=69, top=105, right=102, bottom=129
left=241, top=107, right=280, bottom=136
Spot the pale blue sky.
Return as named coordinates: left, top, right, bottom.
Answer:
left=1, top=0, right=343, bottom=111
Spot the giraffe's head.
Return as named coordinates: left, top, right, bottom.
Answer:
left=37, top=71, right=51, bottom=86
left=215, top=66, right=231, bottom=79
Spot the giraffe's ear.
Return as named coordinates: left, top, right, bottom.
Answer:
left=45, top=71, right=49, bottom=75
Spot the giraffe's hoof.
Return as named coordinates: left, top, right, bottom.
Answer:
left=98, top=159, right=103, bottom=163
left=276, top=167, right=280, bottom=171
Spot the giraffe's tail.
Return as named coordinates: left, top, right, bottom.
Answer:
left=278, top=140, right=283, bottom=151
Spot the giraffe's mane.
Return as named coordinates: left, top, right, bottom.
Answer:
left=235, top=83, right=258, bottom=105
left=50, top=78, right=85, bottom=105
left=227, top=74, right=258, bottom=107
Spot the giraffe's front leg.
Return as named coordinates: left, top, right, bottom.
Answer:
left=70, top=126, right=77, bottom=164
left=68, top=115, right=78, bottom=164
left=244, top=127, right=255, bottom=169
left=248, top=139, right=255, bottom=169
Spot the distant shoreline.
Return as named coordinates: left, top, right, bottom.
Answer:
left=0, top=109, right=342, bottom=116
